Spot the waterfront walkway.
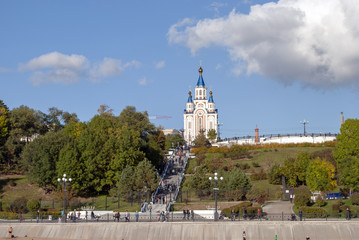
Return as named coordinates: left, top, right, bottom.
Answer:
left=1, top=221, right=359, bottom=240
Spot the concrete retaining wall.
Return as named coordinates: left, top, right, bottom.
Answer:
left=1, top=221, right=358, bottom=240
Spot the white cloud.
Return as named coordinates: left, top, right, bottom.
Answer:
left=215, top=64, right=222, bottom=70
left=168, top=0, right=359, bottom=89
left=20, top=51, right=89, bottom=71
left=20, top=52, right=140, bottom=85
left=138, top=77, right=148, bottom=86
left=89, top=58, right=140, bottom=81
left=30, top=69, right=82, bottom=85
left=155, top=61, right=165, bottom=69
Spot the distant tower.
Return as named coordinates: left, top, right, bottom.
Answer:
left=341, top=112, right=344, bottom=126
left=255, top=125, right=259, bottom=143
left=184, top=65, right=218, bottom=144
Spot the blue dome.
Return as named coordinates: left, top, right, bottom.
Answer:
left=208, top=91, right=214, bottom=102
left=187, top=95, right=193, bottom=103
left=208, top=95, right=214, bottom=103
left=196, top=75, right=205, bottom=87
left=196, top=66, right=205, bottom=87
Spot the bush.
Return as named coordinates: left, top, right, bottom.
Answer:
left=237, top=163, right=250, bottom=170
left=315, top=195, right=326, bottom=207
left=27, top=199, right=40, bottom=212
left=294, top=186, right=311, bottom=207
left=221, top=201, right=253, bottom=217
left=298, top=207, right=327, bottom=218
left=8, top=180, right=16, bottom=187
left=351, top=192, right=359, bottom=205
left=267, top=164, right=282, bottom=185
left=246, top=188, right=269, bottom=203
left=252, top=162, right=260, bottom=168
left=0, top=212, right=19, bottom=220
left=294, top=193, right=311, bottom=207
left=250, top=168, right=267, bottom=181
left=10, top=197, right=28, bottom=213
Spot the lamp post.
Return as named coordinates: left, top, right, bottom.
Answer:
left=57, top=174, right=72, bottom=219
left=209, top=172, right=223, bottom=221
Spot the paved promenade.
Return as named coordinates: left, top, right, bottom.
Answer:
left=1, top=221, right=359, bottom=240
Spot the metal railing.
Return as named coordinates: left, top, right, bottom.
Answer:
left=1, top=212, right=357, bottom=223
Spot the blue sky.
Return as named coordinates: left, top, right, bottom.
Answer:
left=1, top=0, right=359, bottom=138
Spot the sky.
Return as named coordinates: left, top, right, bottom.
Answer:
left=1, top=0, right=359, bottom=138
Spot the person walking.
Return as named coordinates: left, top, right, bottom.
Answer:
left=183, top=209, right=186, bottom=220
left=274, top=234, right=278, bottom=240
left=91, top=211, right=95, bottom=221
left=85, top=211, right=88, bottom=221
left=191, top=210, right=194, bottom=221
left=306, top=236, right=310, bottom=240
left=257, top=208, right=261, bottom=220
left=231, top=209, right=235, bottom=221
left=36, top=209, right=40, bottom=223
left=243, top=208, right=247, bottom=220
left=8, top=226, right=13, bottom=239
left=135, top=211, right=139, bottom=222
left=186, top=209, right=190, bottom=220
left=242, top=231, right=247, bottom=240
left=346, top=207, right=351, bottom=220
left=125, top=210, right=130, bottom=222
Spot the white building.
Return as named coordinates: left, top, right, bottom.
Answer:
left=184, top=66, right=218, bottom=144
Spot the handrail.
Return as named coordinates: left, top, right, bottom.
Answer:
left=218, top=132, right=337, bottom=142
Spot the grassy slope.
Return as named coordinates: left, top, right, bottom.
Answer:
left=182, top=146, right=334, bottom=201
left=0, top=146, right=334, bottom=212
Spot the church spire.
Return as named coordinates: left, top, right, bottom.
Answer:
left=196, top=66, right=205, bottom=87
left=208, top=91, right=214, bottom=103
left=187, top=90, right=193, bottom=102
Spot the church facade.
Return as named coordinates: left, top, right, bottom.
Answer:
left=183, top=66, right=218, bottom=144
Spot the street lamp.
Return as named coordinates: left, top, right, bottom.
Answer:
left=209, top=172, right=223, bottom=221
left=58, top=174, right=72, bottom=219
left=300, top=120, right=309, bottom=136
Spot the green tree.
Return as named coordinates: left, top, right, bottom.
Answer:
left=207, top=129, right=217, bottom=142
left=21, top=131, right=71, bottom=188
left=334, top=119, right=359, bottom=168
left=295, top=152, right=311, bottom=184
left=306, top=158, right=336, bottom=192
left=193, top=133, right=210, bottom=147
left=0, top=100, right=10, bottom=144
left=116, top=165, right=136, bottom=197
left=165, top=134, right=185, bottom=149
left=221, top=168, right=252, bottom=193
left=339, top=157, right=359, bottom=192
left=0, top=100, right=10, bottom=168
left=118, top=106, right=155, bottom=137
left=134, top=159, right=158, bottom=191
left=267, top=163, right=282, bottom=185
left=5, top=105, right=44, bottom=169
left=282, top=158, right=297, bottom=187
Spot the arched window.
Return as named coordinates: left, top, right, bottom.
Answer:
left=210, top=122, right=213, bottom=129
left=199, top=118, right=202, bottom=132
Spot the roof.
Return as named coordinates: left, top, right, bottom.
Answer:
left=196, top=67, right=205, bottom=87
left=187, top=95, right=193, bottom=103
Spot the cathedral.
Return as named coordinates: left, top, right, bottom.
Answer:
left=183, top=66, right=218, bottom=144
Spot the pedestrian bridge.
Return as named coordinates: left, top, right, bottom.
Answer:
left=1, top=221, right=358, bottom=240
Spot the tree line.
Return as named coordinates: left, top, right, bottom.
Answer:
left=0, top=100, right=184, bottom=196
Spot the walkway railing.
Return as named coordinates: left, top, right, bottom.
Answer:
left=1, top=212, right=357, bottom=223
left=218, top=132, right=337, bottom=142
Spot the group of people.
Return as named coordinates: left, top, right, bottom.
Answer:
left=158, top=210, right=170, bottom=222
left=242, top=231, right=310, bottom=240
left=182, top=209, right=194, bottom=220
left=114, top=210, right=134, bottom=222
